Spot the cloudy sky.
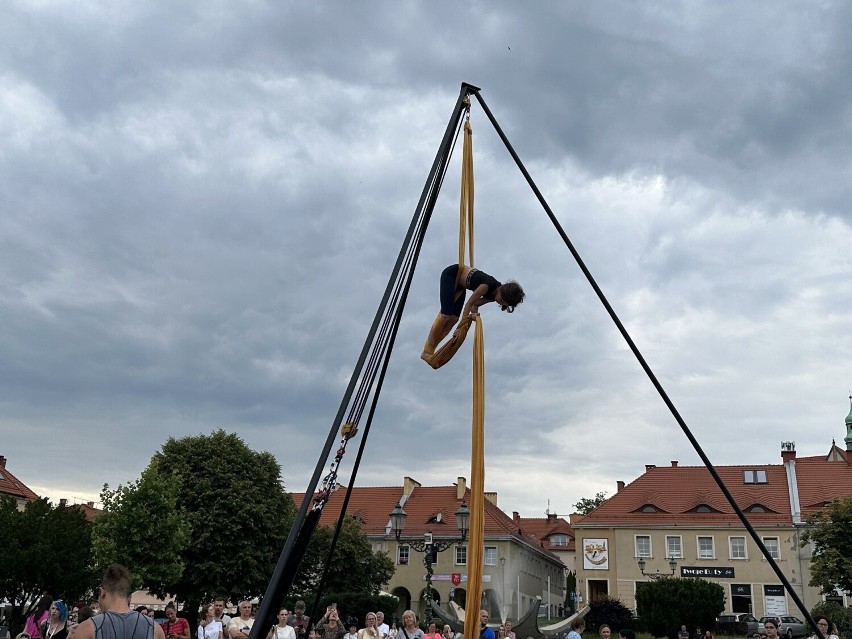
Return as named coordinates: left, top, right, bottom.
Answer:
left=3, top=1, right=852, bottom=519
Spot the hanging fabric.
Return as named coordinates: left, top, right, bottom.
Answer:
left=424, top=117, right=475, bottom=370
left=462, top=315, right=486, bottom=639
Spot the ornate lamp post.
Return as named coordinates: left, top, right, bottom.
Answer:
left=637, top=556, right=678, bottom=580
left=390, top=502, right=470, bottom=621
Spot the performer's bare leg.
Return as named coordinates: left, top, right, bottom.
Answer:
left=421, top=314, right=458, bottom=362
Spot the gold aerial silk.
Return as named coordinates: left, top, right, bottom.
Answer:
left=463, top=315, right=486, bottom=639
left=424, top=118, right=476, bottom=370
left=425, top=315, right=474, bottom=369
left=458, top=119, right=475, bottom=273
left=423, top=114, right=487, bottom=636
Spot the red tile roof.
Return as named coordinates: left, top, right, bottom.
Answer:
left=574, top=464, right=792, bottom=526
left=75, top=501, right=103, bottom=522
left=293, top=486, right=403, bottom=535
left=0, top=457, right=39, bottom=502
left=790, top=451, right=852, bottom=516
left=293, top=482, right=560, bottom=559
left=516, top=515, right=576, bottom=551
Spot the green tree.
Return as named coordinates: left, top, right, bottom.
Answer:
left=810, top=602, right=852, bottom=639
left=574, top=492, right=607, bottom=515
left=635, top=578, right=724, bottom=639
left=148, top=430, right=297, bottom=606
left=565, top=570, right=577, bottom=614
left=0, top=497, right=94, bottom=635
left=801, top=496, right=852, bottom=595
left=92, top=467, right=189, bottom=593
left=293, top=516, right=395, bottom=597
left=584, top=596, right=634, bottom=634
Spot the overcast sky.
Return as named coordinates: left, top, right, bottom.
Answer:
left=3, top=1, right=852, bottom=519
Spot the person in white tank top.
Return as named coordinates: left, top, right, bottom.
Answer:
left=267, top=610, right=295, bottom=639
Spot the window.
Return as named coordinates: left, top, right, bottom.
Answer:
left=484, top=546, right=498, bottom=566
left=641, top=505, right=659, bottom=513
left=695, top=505, right=712, bottom=513
left=666, top=535, right=683, bottom=559
left=550, top=534, right=569, bottom=546
left=397, top=545, right=409, bottom=565
left=731, top=584, right=753, bottom=614
left=455, top=545, right=467, bottom=566
left=635, top=535, right=651, bottom=558
left=698, top=536, right=715, bottom=559
left=743, top=469, right=768, bottom=484
left=729, top=536, right=747, bottom=559
left=762, top=537, right=780, bottom=560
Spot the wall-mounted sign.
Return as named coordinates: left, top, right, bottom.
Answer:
left=583, top=538, right=609, bottom=570
left=764, top=585, right=787, bottom=616
left=681, top=566, right=735, bottom=578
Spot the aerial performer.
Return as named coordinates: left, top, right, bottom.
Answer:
left=420, top=263, right=525, bottom=363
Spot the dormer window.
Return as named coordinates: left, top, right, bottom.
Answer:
left=744, top=504, right=773, bottom=513
left=427, top=512, right=444, bottom=524
left=743, top=469, right=768, bottom=484
left=549, top=534, right=569, bottom=546
left=632, top=503, right=663, bottom=513
left=688, top=504, right=722, bottom=514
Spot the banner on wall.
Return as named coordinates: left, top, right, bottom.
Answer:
left=583, top=538, right=609, bottom=570
left=764, top=585, right=788, bottom=616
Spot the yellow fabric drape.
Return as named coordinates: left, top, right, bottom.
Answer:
left=424, top=112, right=487, bottom=635
left=425, top=314, right=474, bottom=369
left=426, top=118, right=475, bottom=370
left=463, top=315, right=486, bottom=639
left=458, top=119, right=475, bottom=271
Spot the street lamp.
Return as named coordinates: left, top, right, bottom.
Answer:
left=390, top=502, right=470, bottom=621
left=637, top=557, right=678, bottom=580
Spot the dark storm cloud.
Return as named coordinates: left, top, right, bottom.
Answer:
left=1, top=1, right=851, bottom=516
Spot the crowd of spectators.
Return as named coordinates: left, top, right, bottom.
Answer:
left=12, top=600, right=538, bottom=639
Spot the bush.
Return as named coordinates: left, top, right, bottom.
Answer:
left=634, top=578, right=724, bottom=639
left=584, top=596, right=635, bottom=634
left=810, top=602, right=852, bottom=639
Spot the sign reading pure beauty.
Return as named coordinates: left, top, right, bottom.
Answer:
left=681, top=566, right=735, bottom=578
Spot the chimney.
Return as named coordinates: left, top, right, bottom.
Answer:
left=0, top=455, right=6, bottom=468
left=781, top=441, right=796, bottom=463
left=456, top=477, right=467, bottom=500
left=59, top=498, right=67, bottom=507
left=87, top=501, right=94, bottom=508
left=403, top=476, right=421, bottom=496
left=671, top=460, right=678, bottom=467
left=547, top=513, right=557, bottom=523
left=513, top=511, right=520, bottom=524
left=617, top=480, right=625, bottom=492
left=645, top=464, right=656, bottom=472
left=485, top=492, right=497, bottom=506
